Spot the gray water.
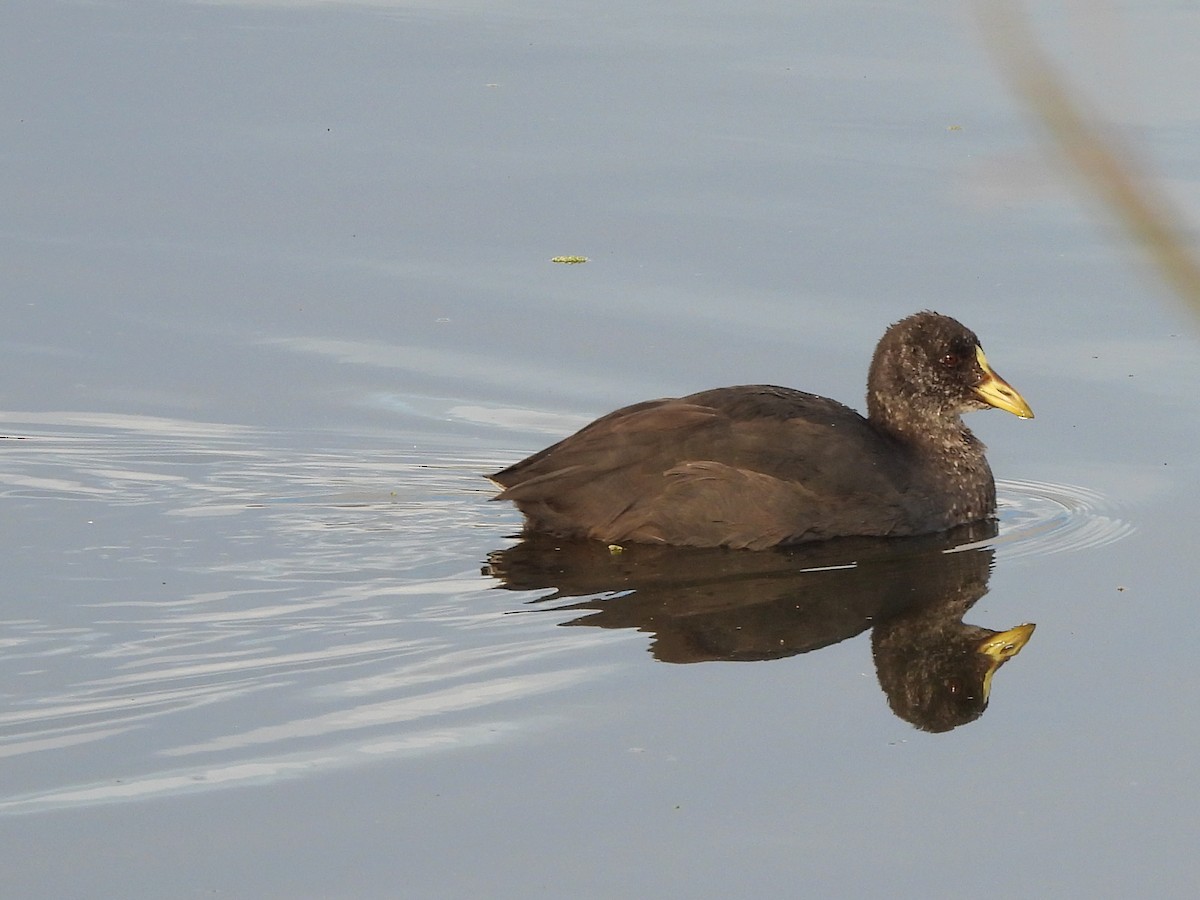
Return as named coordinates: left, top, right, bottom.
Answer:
left=4, top=1, right=1199, bottom=897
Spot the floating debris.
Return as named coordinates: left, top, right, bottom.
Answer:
left=551, top=256, right=589, bottom=264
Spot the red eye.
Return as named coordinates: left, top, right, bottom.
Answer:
left=939, top=353, right=960, bottom=368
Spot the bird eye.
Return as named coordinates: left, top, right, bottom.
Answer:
left=939, top=352, right=960, bottom=368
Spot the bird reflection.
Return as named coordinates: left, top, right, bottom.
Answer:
left=484, top=521, right=1033, bottom=732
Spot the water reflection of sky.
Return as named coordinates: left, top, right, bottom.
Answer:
left=4, top=0, right=1200, bottom=896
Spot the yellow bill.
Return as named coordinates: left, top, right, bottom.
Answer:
left=979, top=622, right=1036, bottom=701
left=975, top=347, right=1035, bottom=419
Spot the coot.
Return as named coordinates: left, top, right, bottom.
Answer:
left=491, top=311, right=1033, bottom=549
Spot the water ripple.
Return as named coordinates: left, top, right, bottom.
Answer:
left=0, top=415, right=600, bottom=814
left=0, top=414, right=1132, bottom=814
left=986, top=478, right=1136, bottom=560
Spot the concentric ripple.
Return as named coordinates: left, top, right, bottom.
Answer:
left=980, top=478, right=1136, bottom=561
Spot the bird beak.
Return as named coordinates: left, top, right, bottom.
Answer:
left=978, top=623, right=1036, bottom=701
left=974, top=347, right=1035, bottom=419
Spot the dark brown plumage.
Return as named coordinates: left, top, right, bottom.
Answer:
left=490, top=311, right=1033, bottom=549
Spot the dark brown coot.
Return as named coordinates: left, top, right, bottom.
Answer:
left=490, top=311, right=1033, bottom=549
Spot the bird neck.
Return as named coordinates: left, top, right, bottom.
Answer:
left=868, top=402, right=991, bottom=487
left=868, top=390, right=968, bottom=447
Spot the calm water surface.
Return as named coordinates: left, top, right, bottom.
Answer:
left=4, top=0, right=1200, bottom=897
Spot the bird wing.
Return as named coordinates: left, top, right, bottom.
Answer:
left=492, top=387, right=913, bottom=548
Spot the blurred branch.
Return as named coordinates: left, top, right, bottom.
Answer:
left=979, top=0, right=1200, bottom=315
